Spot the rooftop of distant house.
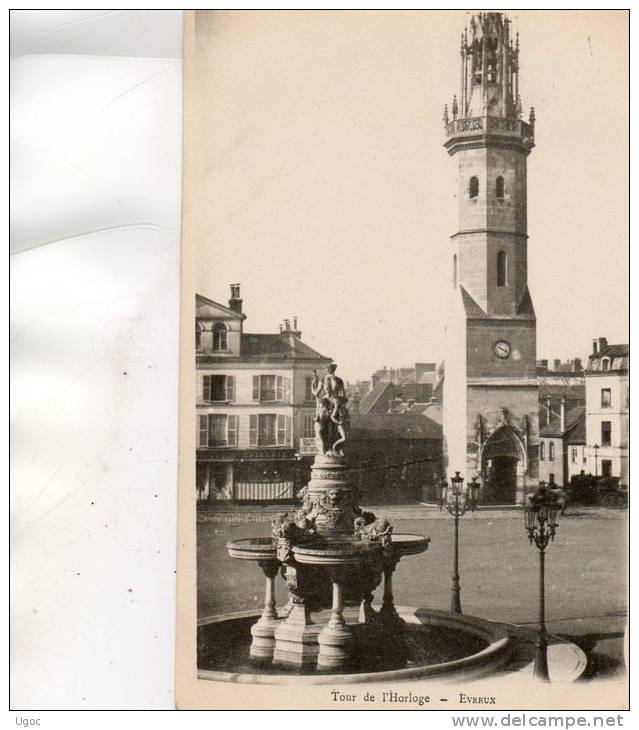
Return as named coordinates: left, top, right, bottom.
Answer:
left=350, top=412, right=442, bottom=441
left=586, top=337, right=629, bottom=375
left=539, top=402, right=585, bottom=439
left=196, top=288, right=331, bottom=363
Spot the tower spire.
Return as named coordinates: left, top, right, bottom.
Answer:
left=444, top=11, right=534, bottom=152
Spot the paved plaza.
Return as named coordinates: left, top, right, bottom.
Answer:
left=197, top=504, right=627, bottom=680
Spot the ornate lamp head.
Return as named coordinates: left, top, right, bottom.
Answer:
left=525, top=483, right=560, bottom=546
left=450, top=471, right=464, bottom=497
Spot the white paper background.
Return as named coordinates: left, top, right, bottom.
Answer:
left=10, top=10, right=183, bottom=709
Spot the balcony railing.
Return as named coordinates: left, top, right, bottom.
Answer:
left=446, top=116, right=534, bottom=143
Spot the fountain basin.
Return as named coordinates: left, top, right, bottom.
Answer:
left=197, top=606, right=511, bottom=684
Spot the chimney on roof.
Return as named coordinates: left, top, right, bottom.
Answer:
left=598, top=337, right=608, bottom=353
left=560, top=396, right=566, bottom=432
left=289, top=316, right=302, bottom=339
left=371, top=374, right=379, bottom=388
left=228, top=283, right=243, bottom=314
left=573, top=358, right=583, bottom=372
left=538, top=359, right=548, bottom=372
left=553, top=359, right=561, bottom=371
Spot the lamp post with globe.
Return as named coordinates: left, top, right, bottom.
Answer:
left=524, top=482, right=561, bottom=681
left=442, top=472, right=480, bottom=614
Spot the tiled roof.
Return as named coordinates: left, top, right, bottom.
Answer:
left=358, top=382, right=398, bottom=415
left=350, top=413, right=443, bottom=440
left=566, top=409, right=586, bottom=444
left=397, top=383, right=433, bottom=402
left=539, top=405, right=585, bottom=438
left=587, top=344, right=629, bottom=373
left=240, top=333, right=330, bottom=361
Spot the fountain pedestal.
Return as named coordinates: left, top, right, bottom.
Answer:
left=227, top=383, right=430, bottom=675
left=272, top=563, right=322, bottom=669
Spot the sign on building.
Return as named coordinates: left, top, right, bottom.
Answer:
left=298, top=437, right=318, bottom=455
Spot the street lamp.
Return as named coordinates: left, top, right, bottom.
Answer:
left=442, top=472, right=480, bottom=614
left=524, top=482, right=561, bottom=681
left=592, top=444, right=600, bottom=477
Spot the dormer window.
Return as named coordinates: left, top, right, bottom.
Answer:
left=195, top=322, right=203, bottom=350
left=495, top=176, right=505, bottom=199
left=213, top=322, right=228, bottom=351
left=469, top=176, right=479, bottom=199
left=601, top=357, right=610, bottom=372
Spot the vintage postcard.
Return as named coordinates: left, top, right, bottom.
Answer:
left=176, top=10, right=629, bottom=710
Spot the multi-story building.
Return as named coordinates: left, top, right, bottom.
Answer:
left=196, top=285, right=331, bottom=502
left=584, top=337, right=629, bottom=485
left=537, top=357, right=586, bottom=487
left=538, top=399, right=585, bottom=487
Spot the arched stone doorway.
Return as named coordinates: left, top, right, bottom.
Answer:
left=480, top=425, right=526, bottom=505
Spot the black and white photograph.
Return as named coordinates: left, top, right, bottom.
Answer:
left=176, top=10, right=629, bottom=710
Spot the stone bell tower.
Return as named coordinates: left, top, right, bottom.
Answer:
left=442, top=12, right=539, bottom=505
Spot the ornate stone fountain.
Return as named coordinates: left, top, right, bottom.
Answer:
left=227, top=364, right=431, bottom=672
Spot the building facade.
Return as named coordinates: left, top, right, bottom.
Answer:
left=196, top=286, right=331, bottom=502
left=584, top=338, right=629, bottom=486
left=442, top=12, right=539, bottom=505
left=348, top=413, right=443, bottom=504
left=538, top=400, right=585, bottom=487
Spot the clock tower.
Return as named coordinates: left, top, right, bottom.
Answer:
left=442, top=12, right=539, bottom=504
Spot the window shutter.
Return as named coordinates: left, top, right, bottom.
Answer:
left=227, top=415, right=238, bottom=446
left=203, top=375, right=211, bottom=402
left=226, top=376, right=235, bottom=402
left=252, top=376, right=260, bottom=401
left=283, top=377, right=291, bottom=403
left=276, top=375, right=283, bottom=401
left=277, top=414, right=286, bottom=445
left=249, top=415, right=258, bottom=446
left=285, top=416, right=292, bottom=447
left=198, top=415, right=208, bottom=447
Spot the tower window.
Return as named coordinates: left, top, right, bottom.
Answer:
left=213, top=322, right=228, bottom=351
left=495, top=176, right=505, bottom=199
left=469, top=176, right=479, bottom=199
left=497, top=251, right=508, bottom=287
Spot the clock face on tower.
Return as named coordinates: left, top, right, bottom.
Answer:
left=494, top=340, right=512, bottom=359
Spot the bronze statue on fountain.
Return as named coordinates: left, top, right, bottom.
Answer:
left=312, top=363, right=350, bottom=458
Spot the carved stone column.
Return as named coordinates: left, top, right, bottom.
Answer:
left=317, top=568, right=354, bottom=670
left=249, top=559, right=281, bottom=660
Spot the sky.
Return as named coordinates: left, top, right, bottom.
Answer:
left=187, top=10, right=628, bottom=382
